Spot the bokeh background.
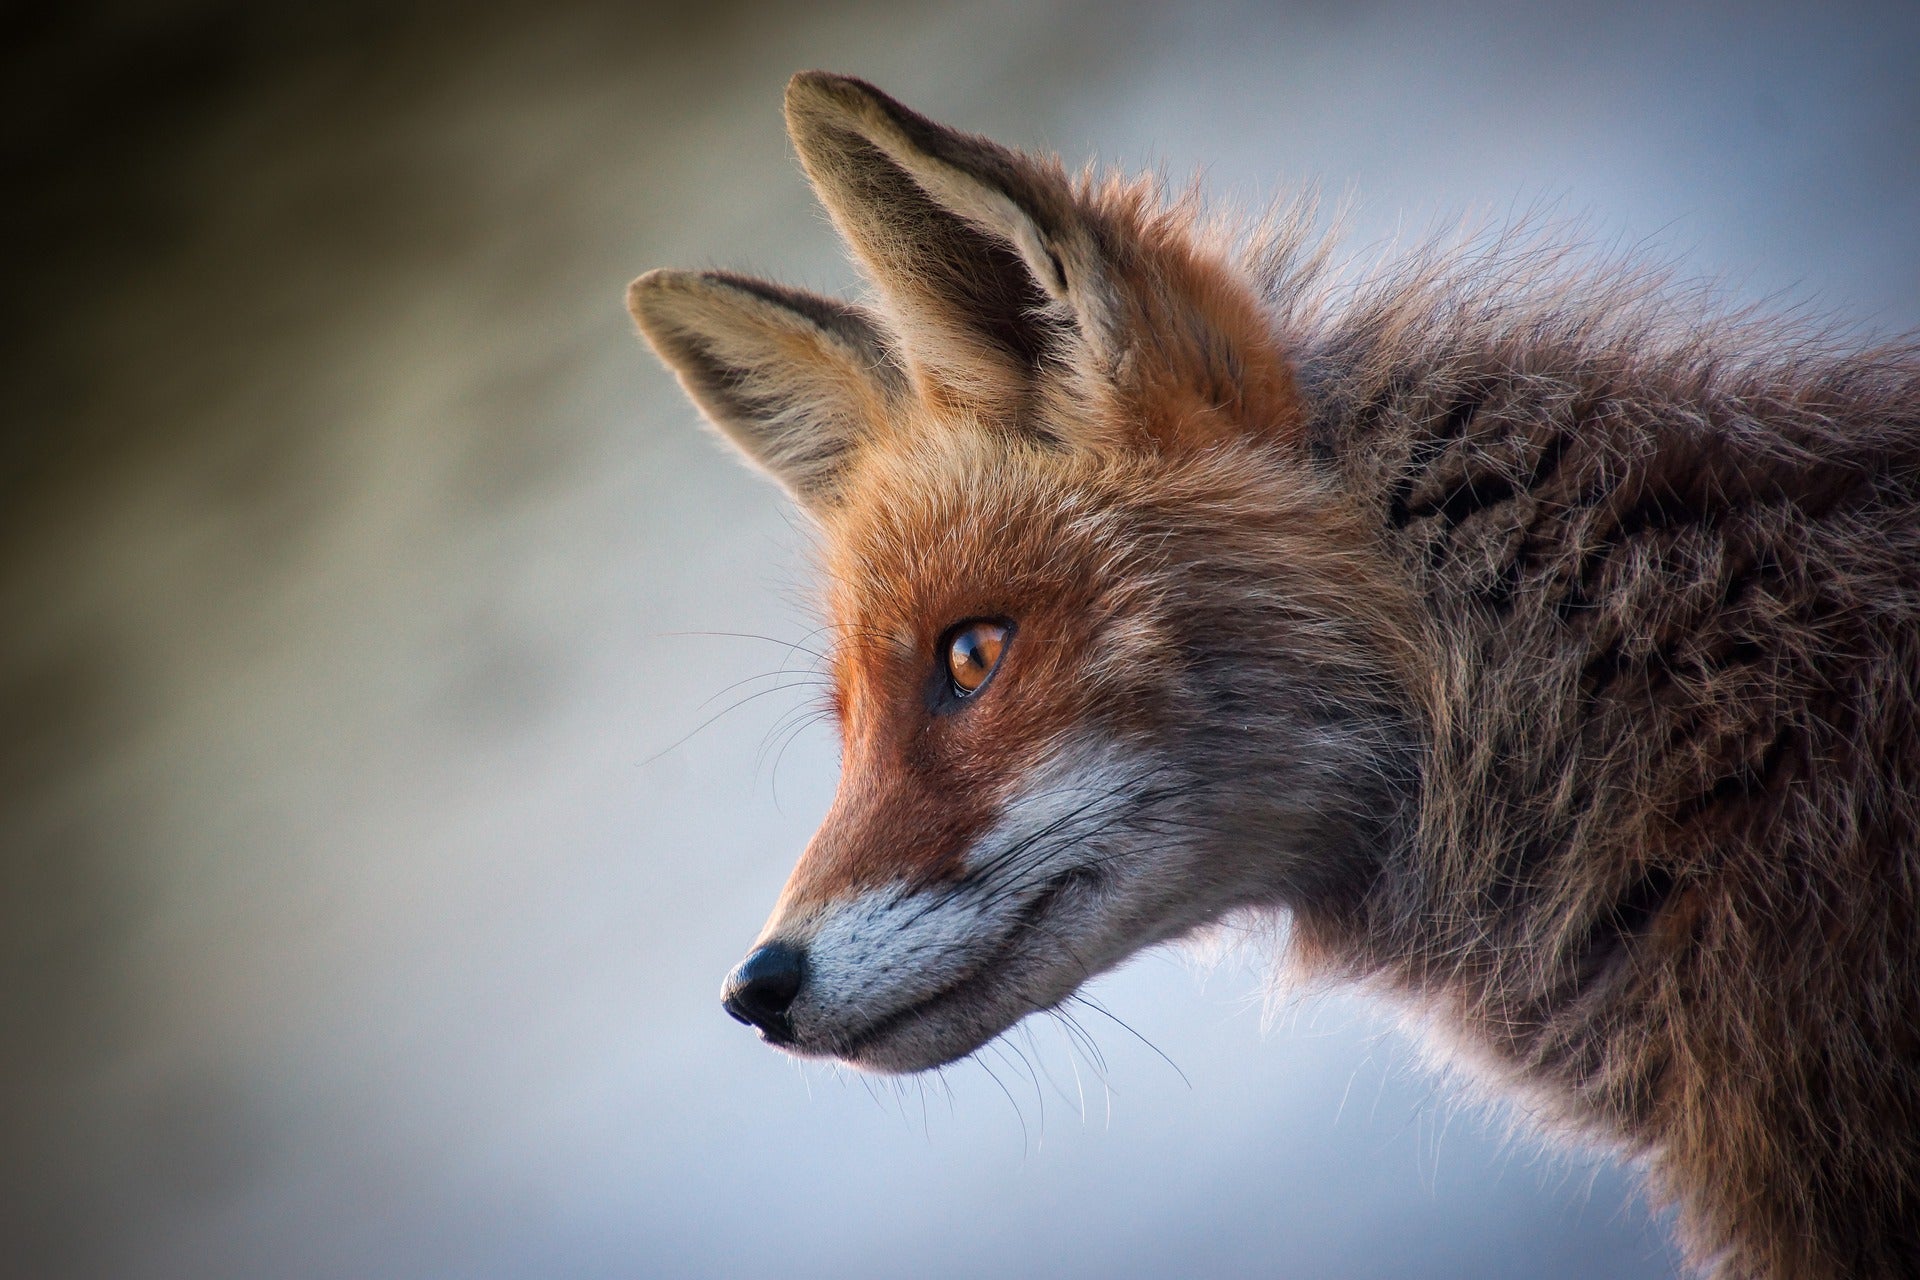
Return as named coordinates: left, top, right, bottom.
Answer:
left=5, top=2, right=1916, bottom=1277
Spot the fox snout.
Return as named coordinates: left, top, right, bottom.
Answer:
left=717, top=741, right=1169, bottom=1074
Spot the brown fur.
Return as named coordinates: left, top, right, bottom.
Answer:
left=630, top=73, right=1920, bottom=1278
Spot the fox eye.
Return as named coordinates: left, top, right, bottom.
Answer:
left=944, top=620, right=1010, bottom=698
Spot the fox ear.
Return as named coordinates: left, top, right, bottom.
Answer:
left=628, top=269, right=904, bottom=508
left=784, top=72, right=1300, bottom=447
left=784, top=72, right=1113, bottom=408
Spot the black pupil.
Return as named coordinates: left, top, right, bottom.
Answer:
left=955, top=631, right=987, bottom=675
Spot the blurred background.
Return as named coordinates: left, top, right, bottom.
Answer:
left=4, top=2, right=1915, bottom=1277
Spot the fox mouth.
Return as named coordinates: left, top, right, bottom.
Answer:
left=817, top=864, right=1106, bottom=1070
left=830, top=969, right=986, bottom=1059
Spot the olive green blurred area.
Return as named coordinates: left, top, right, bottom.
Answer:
left=2, top=3, right=1913, bottom=1277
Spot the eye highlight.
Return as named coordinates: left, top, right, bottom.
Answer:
left=944, top=620, right=1010, bottom=698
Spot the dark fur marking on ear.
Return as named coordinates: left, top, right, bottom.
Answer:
left=702, top=271, right=907, bottom=384
left=829, top=125, right=1061, bottom=369
left=787, top=74, right=1078, bottom=382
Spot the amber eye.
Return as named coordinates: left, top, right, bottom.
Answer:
left=945, top=620, right=1010, bottom=698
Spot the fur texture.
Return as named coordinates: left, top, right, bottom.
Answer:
left=629, top=73, right=1920, bottom=1278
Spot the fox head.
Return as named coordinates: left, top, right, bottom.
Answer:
left=631, top=73, right=1418, bottom=1073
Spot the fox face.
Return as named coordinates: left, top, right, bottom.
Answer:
left=631, top=73, right=1417, bottom=1073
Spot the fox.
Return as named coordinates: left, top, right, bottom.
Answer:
left=628, top=72, right=1920, bottom=1278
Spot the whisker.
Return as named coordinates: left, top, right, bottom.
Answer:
left=642, top=680, right=830, bottom=766
left=1072, top=994, right=1191, bottom=1090
left=970, top=1051, right=1030, bottom=1156
left=694, top=666, right=829, bottom=715
left=1046, top=1013, right=1089, bottom=1124
left=657, top=628, right=834, bottom=664
left=993, top=1038, right=1047, bottom=1152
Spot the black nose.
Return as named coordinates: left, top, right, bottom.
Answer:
left=722, top=942, right=806, bottom=1036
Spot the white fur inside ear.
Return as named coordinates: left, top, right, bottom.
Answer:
left=854, top=121, right=1088, bottom=306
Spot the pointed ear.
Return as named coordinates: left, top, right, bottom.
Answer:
left=784, top=72, right=1104, bottom=406
left=628, top=269, right=904, bottom=508
left=784, top=72, right=1301, bottom=447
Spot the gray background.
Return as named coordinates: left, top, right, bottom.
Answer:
left=4, top=2, right=1915, bottom=1277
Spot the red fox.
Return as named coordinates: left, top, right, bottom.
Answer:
left=629, top=73, right=1920, bottom=1279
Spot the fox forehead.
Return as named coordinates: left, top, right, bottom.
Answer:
left=824, top=422, right=1126, bottom=610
